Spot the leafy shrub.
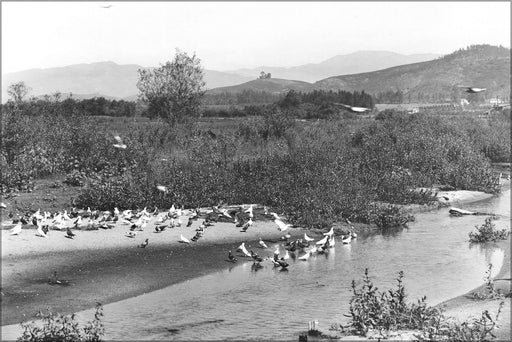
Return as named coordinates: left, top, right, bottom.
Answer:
left=346, top=269, right=444, bottom=335
left=18, top=303, right=104, bottom=342
left=64, top=170, right=88, bottom=187
left=469, top=217, right=510, bottom=243
left=344, top=269, right=504, bottom=341
left=472, top=264, right=505, bottom=300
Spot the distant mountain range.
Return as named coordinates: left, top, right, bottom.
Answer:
left=2, top=46, right=508, bottom=103
left=227, top=51, right=441, bottom=83
left=1, top=50, right=440, bottom=102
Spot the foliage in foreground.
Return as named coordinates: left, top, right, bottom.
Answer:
left=18, top=303, right=104, bottom=342
left=469, top=217, right=510, bottom=243
left=472, top=264, right=506, bottom=300
left=342, top=269, right=505, bottom=341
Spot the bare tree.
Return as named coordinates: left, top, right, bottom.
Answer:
left=7, top=81, right=31, bottom=103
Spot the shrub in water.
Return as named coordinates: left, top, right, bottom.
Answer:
left=469, top=217, right=510, bottom=243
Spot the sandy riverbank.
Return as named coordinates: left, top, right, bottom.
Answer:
left=436, top=237, right=511, bottom=341
left=1, top=212, right=307, bottom=328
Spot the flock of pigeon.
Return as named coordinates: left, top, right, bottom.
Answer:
left=3, top=133, right=357, bottom=274
left=4, top=199, right=357, bottom=272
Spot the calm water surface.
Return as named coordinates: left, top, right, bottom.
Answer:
left=4, top=190, right=510, bottom=340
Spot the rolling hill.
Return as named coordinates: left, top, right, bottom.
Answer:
left=228, top=51, right=441, bottom=83
left=1, top=62, right=252, bottom=102
left=314, top=45, right=510, bottom=101
left=206, top=78, right=316, bottom=95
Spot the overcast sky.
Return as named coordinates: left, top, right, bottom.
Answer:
left=1, top=1, right=510, bottom=74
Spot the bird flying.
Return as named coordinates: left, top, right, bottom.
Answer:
left=458, top=86, right=487, bottom=94
left=156, top=185, right=168, bottom=193
left=338, top=103, right=371, bottom=113
left=113, top=135, right=127, bottom=149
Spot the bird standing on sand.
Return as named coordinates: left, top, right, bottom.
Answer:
left=304, top=233, right=314, bottom=242
left=65, top=227, right=75, bottom=239
left=10, top=222, right=22, bottom=235
left=125, top=231, right=137, bottom=238
left=138, top=238, right=149, bottom=248
left=227, top=251, right=237, bottom=263
left=36, top=223, right=48, bottom=238
left=298, top=251, right=311, bottom=261
left=274, top=218, right=291, bottom=232
left=244, top=205, right=254, bottom=219
left=323, top=227, right=334, bottom=238
left=241, top=218, right=253, bottom=232
left=179, top=234, right=191, bottom=244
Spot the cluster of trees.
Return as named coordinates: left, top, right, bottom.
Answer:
left=202, top=90, right=281, bottom=106
left=279, top=89, right=375, bottom=109
left=259, top=71, right=272, bottom=79
left=2, top=90, right=137, bottom=118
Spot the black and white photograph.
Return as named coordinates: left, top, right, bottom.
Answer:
left=1, top=1, right=510, bottom=341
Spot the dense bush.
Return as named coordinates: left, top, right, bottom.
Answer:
left=18, top=303, right=104, bottom=342
left=469, top=217, right=510, bottom=243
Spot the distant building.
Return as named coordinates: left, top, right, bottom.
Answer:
left=489, top=97, right=504, bottom=105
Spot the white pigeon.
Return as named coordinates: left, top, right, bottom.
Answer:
left=304, top=233, right=314, bottom=242
left=156, top=185, right=168, bottom=192
left=10, top=222, right=22, bottom=235
left=244, top=204, right=254, bottom=218
left=270, top=212, right=281, bottom=220
left=113, top=135, right=127, bottom=149
left=316, top=235, right=329, bottom=245
left=220, top=208, right=232, bottom=218
left=237, top=242, right=251, bottom=257
left=274, top=218, right=291, bottom=232
left=259, top=238, right=268, bottom=249
left=179, top=234, right=191, bottom=244
left=33, top=209, right=44, bottom=221
left=298, top=252, right=311, bottom=261
left=342, top=235, right=352, bottom=244
left=329, top=236, right=336, bottom=248
left=36, top=223, right=47, bottom=238
left=323, top=227, right=334, bottom=237
left=114, top=207, right=120, bottom=216
left=283, top=250, right=290, bottom=260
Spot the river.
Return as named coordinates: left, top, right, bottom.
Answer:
left=3, top=189, right=510, bottom=340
